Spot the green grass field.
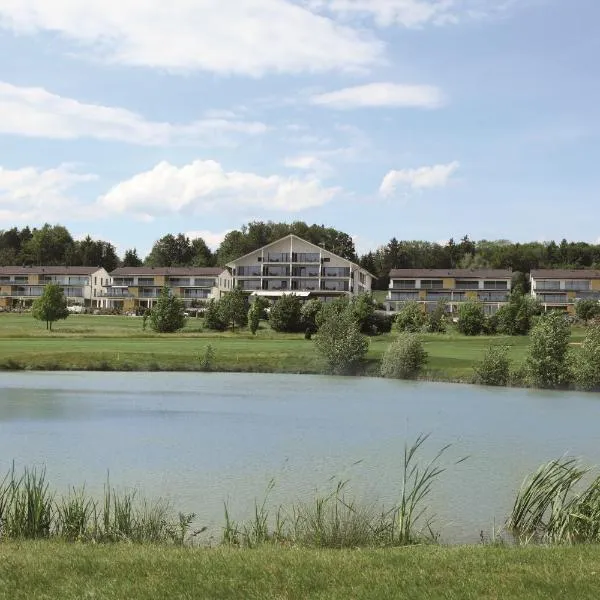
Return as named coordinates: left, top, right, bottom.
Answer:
left=0, top=313, right=586, bottom=380
left=1, top=542, right=599, bottom=600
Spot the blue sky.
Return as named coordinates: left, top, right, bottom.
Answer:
left=0, top=0, right=598, bottom=257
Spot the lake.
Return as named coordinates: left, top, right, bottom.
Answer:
left=1, top=372, right=599, bottom=543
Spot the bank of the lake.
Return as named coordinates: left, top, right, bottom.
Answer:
left=0, top=313, right=585, bottom=383
left=1, top=542, right=600, bottom=600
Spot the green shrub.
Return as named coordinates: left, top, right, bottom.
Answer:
left=423, top=301, right=446, bottom=334
left=203, top=299, right=227, bottom=331
left=315, top=297, right=349, bottom=329
left=473, top=345, right=511, bottom=386
left=150, top=287, right=185, bottom=333
left=575, top=299, right=600, bottom=323
left=573, top=325, right=600, bottom=391
left=269, top=294, right=303, bottom=333
left=482, top=314, right=499, bottom=335
left=300, top=298, right=323, bottom=333
left=380, top=334, right=428, bottom=380
left=218, top=288, right=248, bottom=332
left=394, top=302, right=425, bottom=333
left=496, top=292, right=540, bottom=335
left=198, top=344, right=215, bottom=371
left=314, top=309, right=369, bottom=375
left=525, top=311, right=572, bottom=389
left=248, top=302, right=261, bottom=335
left=457, top=301, right=485, bottom=336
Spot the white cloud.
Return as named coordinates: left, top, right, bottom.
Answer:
left=185, top=230, right=233, bottom=250
left=308, top=0, right=528, bottom=28
left=379, top=161, right=459, bottom=196
left=284, top=155, right=334, bottom=176
left=0, top=81, right=266, bottom=145
left=98, top=160, right=342, bottom=220
left=0, top=0, right=382, bottom=76
left=0, top=164, right=96, bottom=222
left=310, top=83, right=445, bottom=109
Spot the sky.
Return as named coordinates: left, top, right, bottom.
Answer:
left=0, top=0, right=598, bottom=257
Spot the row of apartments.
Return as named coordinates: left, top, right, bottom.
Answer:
left=2, top=235, right=600, bottom=315
left=385, top=269, right=600, bottom=315
left=0, top=235, right=373, bottom=311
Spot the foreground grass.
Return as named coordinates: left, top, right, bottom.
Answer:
left=1, top=542, right=599, bottom=600
left=0, top=313, right=586, bottom=381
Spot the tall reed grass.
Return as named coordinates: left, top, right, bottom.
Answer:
left=0, top=466, right=196, bottom=544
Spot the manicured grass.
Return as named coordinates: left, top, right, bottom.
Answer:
left=0, top=313, right=587, bottom=380
left=1, top=542, right=600, bottom=599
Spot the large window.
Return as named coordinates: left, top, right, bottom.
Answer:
left=389, top=292, right=419, bottom=301
left=239, top=280, right=261, bottom=290
left=322, top=267, right=350, bottom=277
left=538, top=294, right=568, bottom=304
left=321, top=280, right=349, bottom=291
left=194, top=279, right=216, bottom=287
left=292, top=279, right=319, bottom=291
left=536, top=280, right=560, bottom=290
left=264, top=266, right=290, bottom=277
left=392, top=280, right=416, bottom=289
left=426, top=292, right=451, bottom=301
left=237, top=266, right=261, bottom=276
left=292, top=266, right=320, bottom=278
left=266, top=252, right=289, bottom=263
left=478, top=292, right=509, bottom=302
left=565, top=280, right=590, bottom=291
left=169, top=278, right=191, bottom=286
left=455, top=280, right=479, bottom=290
left=113, top=278, right=134, bottom=286
left=420, top=280, right=443, bottom=289
left=484, top=281, right=508, bottom=290
left=264, top=280, right=288, bottom=290
left=292, top=252, right=320, bottom=263
left=138, top=277, right=155, bottom=285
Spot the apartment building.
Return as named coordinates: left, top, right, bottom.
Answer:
left=226, top=234, right=373, bottom=301
left=530, top=270, right=600, bottom=313
left=103, top=267, right=231, bottom=312
left=0, top=266, right=110, bottom=309
left=386, top=269, right=513, bottom=315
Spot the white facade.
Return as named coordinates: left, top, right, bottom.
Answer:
left=226, top=235, right=372, bottom=300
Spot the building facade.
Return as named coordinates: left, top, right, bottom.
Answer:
left=0, top=266, right=110, bottom=309
left=103, top=267, right=231, bottom=312
left=226, top=235, right=373, bottom=301
left=385, top=269, right=513, bottom=315
left=530, top=270, right=600, bottom=313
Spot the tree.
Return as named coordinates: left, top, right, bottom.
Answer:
left=150, top=286, right=186, bottom=333
left=496, top=291, right=540, bottom=336
left=525, top=311, right=572, bottom=389
left=248, top=297, right=268, bottom=335
left=394, top=302, right=425, bottom=333
left=32, top=284, right=69, bottom=330
left=575, top=299, right=600, bottom=323
left=349, top=293, right=377, bottom=334
left=203, top=299, right=227, bottom=331
left=122, top=248, right=143, bottom=267
left=300, top=298, right=323, bottom=333
left=218, top=288, right=248, bottom=332
left=573, top=325, right=600, bottom=391
left=424, top=301, right=447, bottom=333
left=380, top=334, right=427, bottom=379
left=457, top=301, right=485, bottom=336
left=145, top=234, right=195, bottom=267
left=269, top=294, right=303, bottom=333
left=473, top=345, right=511, bottom=386
left=315, top=309, right=369, bottom=375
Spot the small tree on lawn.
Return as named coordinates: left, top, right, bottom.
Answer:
left=248, top=300, right=262, bottom=335
left=424, top=301, right=447, bottom=334
left=300, top=298, right=323, bottom=333
left=219, top=288, right=248, bottom=333
left=32, top=283, right=69, bottom=331
left=350, top=293, right=377, bottom=333
left=380, top=333, right=428, bottom=380
left=573, top=325, right=600, bottom=391
left=575, top=299, right=600, bottom=323
left=314, top=309, right=369, bottom=375
left=473, top=345, right=511, bottom=386
left=496, top=291, right=540, bottom=336
left=394, top=301, right=425, bottom=333
left=150, top=286, right=186, bottom=333
left=457, top=301, right=485, bottom=336
left=269, top=294, right=303, bottom=333
left=203, top=299, right=227, bottom=331
left=315, top=297, right=348, bottom=329
left=525, top=311, right=572, bottom=389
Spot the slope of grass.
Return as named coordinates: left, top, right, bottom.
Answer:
left=1, top=542, right=600, bottom=600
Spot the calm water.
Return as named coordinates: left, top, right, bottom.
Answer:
left=1, top=372, right=600, bottom=543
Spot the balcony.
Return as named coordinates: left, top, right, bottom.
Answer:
left=182, top=290, right=210, bottom=299
left=101, top=290, right=134, bottom=298
left=168, top=278, right=191, bottom=287
left=292, top=253, right=320, bottom=263
left=391, top=280, right=417, bottom=289
left=320, top=281, right=349, bottom=292
left=478, top=292, right=509, bottom=302
left=322, top=267, right=350, bottom=278
left=537, top=294, right=569, bottom=304
left=238, top=280, right=261, bottom=290
left=388, top=292, right=419, bottom=302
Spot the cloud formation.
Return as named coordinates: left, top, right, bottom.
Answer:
left=379, top=161, right=460, bottom=196
left=310, top=83, right=445, bottom=109
left=0, top=0, right=382, bottom=76
left=98, top=160, right=342, bottom=220
left=0, top=82, right=266, bottom=145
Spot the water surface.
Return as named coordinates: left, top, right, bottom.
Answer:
left=1, top=372, right=599, bottom=543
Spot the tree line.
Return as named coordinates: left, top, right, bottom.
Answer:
left=4, top=223, right=600, bottom=286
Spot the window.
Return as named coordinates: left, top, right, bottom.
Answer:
left=484, top=281, right=508, bottom=290
left=389, top=291, right=419, bottom=301
left=138, top=277, right=155, bottom=285
left=94, top=277, right=97, bottom=285
left=455, top=280, right=479, bottom=290
left=392, top=280, right=416, bottom=289
left=292, top=253, right=320, bottom=263
left=538, top=294, right=568, bottom=304
left=565, top=280, right=590, bottom=291
left=420, top=280, right=443, bottom=289
left=237, top=266, right=261, bottom=276
left=322, top=267, right=350, bottom=277
left=478, top=292, right=509, bottom=302
left=267, top=252, right=289, bottom=263
left=536, top=280, right=560, bottom=290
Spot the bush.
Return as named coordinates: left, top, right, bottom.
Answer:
left=473, top=345, right=511, bottom=386
left=367, top=312, right=394, bottom=335
left=575, top=299, right=600, bottom=323
left=573, top=325, right=600, bottom=391
left=394, top=302, right=425, bottom=333
left=482, top=314, right=499, bottom=335
left=203, top=299, right=227, bottom=331
left=457, top=301, right=485, bottom=336
left=219, top=288, right=248, bottom=332
left=198, top=344, right=215, bottom=371
left=314, top=310, right=369, bottom=375
left=350, top=293, right=377, bottom=334
left=525, top=311, right=572, bottom=389
left=300, top=299, right=323, bottom=333
left=423, top=301, right=446, bottom=334
left=315, top=297, right=349, bottom=329
left=269, top=294, right=303, bottom=333
left=496, top=292, right=540, bottom=336
left=150, top=287, right=185, bottom=333
left=380, top=334, right=428, bottom=380
left=248, top=302, right=261, bottom=335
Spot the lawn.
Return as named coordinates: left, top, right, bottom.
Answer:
left=1, top=542, right=599, bottom=600
left=0, top=313, right=586, bottom=380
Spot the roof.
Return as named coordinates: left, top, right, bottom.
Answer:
left=530, top=269, right=600, bottom=280
left=225, top=234, right=375, bottom=278
left=0, top=266, right=104, bottom=276
left=389, top=269, right=513, bottom=279
left=110, top=267, right=225, bottom=277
